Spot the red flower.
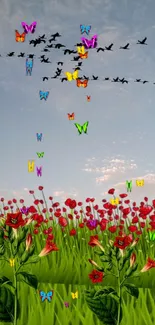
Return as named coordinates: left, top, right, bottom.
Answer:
left=141, top=257, right=155, bottom=272
left=132, top=216, right=139, bottom=223
left=34, top=199, right=39, bottom=205
left=8, top=200, right=12, bottom=205
left=144, top=196, right=148, bottom=202
left=70, top=229, right=76, bottom=236
left=86, top=197, right=90, bottom=203
left=86, top=206, right=91, bottom=213
left=128, top=225, right=137, bottom=232
left=78, top=201, right=83, bottom=206
left=124, top=199, right=130, bottom=204
left=39, top=242, right=59, bottom=257
left=119, top=193, right=128, bottom=199
left=33, top=229, right=39, bottom=235
left=88, top=235, right=99, bottom=247
left=29, top=206, right=37, bottom=213
left=38, top=186, right=44, bottom=191
left=79, top=223, right=85, bottom=228
left=108, top=188, right=115, bottom=195
left=108, top=225, right=117, bottom=233
left=52, top=202, right=60, bottom=208
left=58, top=217, right=68, bottom=227
left=12, top=198, right=17, bottom=203
left=5, top=212, right=25, bottom=229
left=139, top=206, right=153, bottom=215
left=149, top=215, right=155, bottom=221
left=65, top=198, right=71, bottom=206
left=114, top=235, right=132, bottom=250
left=152, top=200, right=155, bottom=208
left=69, top=200, right=77, bottom=209
left=49, top=196, right=53, bottom=201
left=29, top=190, right=34, bottom=194
left=26, top=234, right=32, bottom=251
left=88, top=269, right=103, bottom=283
left=0, top=198, right=4, bottom=202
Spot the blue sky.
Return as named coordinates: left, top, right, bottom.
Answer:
left=1, top=0, right=155, bottom=207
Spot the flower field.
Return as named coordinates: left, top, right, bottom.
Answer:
left=0, top=186, right=155, bottom=325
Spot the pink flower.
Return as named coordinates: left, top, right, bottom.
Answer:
left=140, top=257, right=155, bottom=273
left=26, top=234, right=32, bottom=251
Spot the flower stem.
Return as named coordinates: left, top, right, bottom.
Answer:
left=13, top=269, right=17, bottom=325
left=116, top=261, right=121, bottom=325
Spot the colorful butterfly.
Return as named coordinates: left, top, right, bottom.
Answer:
left=36, top=166, right=42, bottom=177
left=9, top=259, right=15, bottom=267
left=15, top=30, right=26, bottom=42
left=110, top=198, right=119, bottom=205
left=136, top=179, right=144, bottom=187
left=79, top=52, right=88, bottom=59
left=80, top=25, right=91, bottom=35
left=37, top=152, right=44, bottom=158
left=21, top=21, right=37, bottom=34
left=76, top=79, right=88, bottom=88
left=81, top=35, right=98, bottom=49
left=20, top=207, right=29, bottom=214
left=68, top=113, right=75, bottom=120
left=39, top=290, right=53, bottom=302
left=87, top=96, right=91, bottom=102
left=74, top=122, right=89, bottom=135
left=77, top=46, right=86, bottom=54
left=71, top=291, right=78, bottom=299
left=65, top=70, right=79, bottom=81
left=28, top=160, right=35, bottom=173
left=26, top=58, right=33, bottom=76
left=64, top=302, right=69, bottom=308
left=36, top=133, right=43, bottom=141
left=126, top=180, right=132, bottom=192
left=39, top=91, right=49, bottom=100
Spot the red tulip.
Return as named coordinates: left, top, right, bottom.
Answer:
left=39, top=242, right=59, bottom=257
left=70, top=229, right=76, bottom=236
left=108, top=188, right=115, bottom=195
left=38, top=186, right=44, bottom=191
left=26, top=234, right=32, bottom=251
left=141, top=257, right=155, bottom=272
left=128, top=225, right=137, bottom=232
left=108, top=225, right=117, bottom=233
left=5, top=212, right=25, bottom=229
left=58, top=217, right=68, bottom=227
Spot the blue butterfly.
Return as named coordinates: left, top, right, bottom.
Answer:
left=39, top=290, right=53, bottom=302
left=39, top=90, right=49, bottom=100
left=26, top=58, right=33, bottom=76
left=36, top=133, right=42, bottom=141
left=80, top=25, right=91, bottom=35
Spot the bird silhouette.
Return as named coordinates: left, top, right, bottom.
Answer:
left=28, top=54, right=35, bottom=59
left=83, top=75, right=89, bottom=80
left=63, top=49, right=76, bottom=55
left=135, top=79, right=141, bottom=82
left=142, top=80, right=148, bottom=84
left=121, top=79, right=128, bottom=84
left=55, top=43, right=65, bottom=49
left=104, top=77, right=110, bottom=81
left=49, top=32, right=61, bottom=42
left=61, top=77, right=67, bottom=82
left=71, top=56, right=80, bottom=61
left=42, top=77, right=49, bottom=81
left=96, top=47, right=104, bottom=52
left=137, top=37, right=147, bottom=45
left=92, top=75, right=98, bottom=80
left=46, top=44, right=54, bottom=48
left=18, top=52, right=25, bottom=57
left=120, top=43, right=130, bottom=49
left=112, top=77, right=119, bottom=82
left=57, top=61, right=63, bottom=66
left=7, top=52, right=15, bottom=57
left=42, top=48, right=50, bottom=52
left=105, top=43, right=113, bottom=51
left=40, top=57, right=51, bottom=63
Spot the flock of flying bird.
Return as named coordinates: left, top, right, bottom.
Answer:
left=2, top=33, right=154, bottom=85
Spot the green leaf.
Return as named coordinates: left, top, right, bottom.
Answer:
left=124, top=283, right=139, bottom=299
left=85, top=287, right=122, bottom=325
left=0, top=286, right=17, bottom=322
left=17, top=272, right=38, bottom=289
left=0, top=276, right=14, bottom=288
left=100, top=256, right=112, bottom=263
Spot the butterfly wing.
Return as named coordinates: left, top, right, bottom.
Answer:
left=85, top=25, right=91, bottom=35
left=65, top=72, right=72, bottom=81
left=47, top=291, right=53, bottom=302
left=71, top=292, right=75, bottom=299
left=91, top=35, right=98, bottom=48
left=45, top=91, right=49, bottom=100
left=81, top=37, right=90, bottom=49
left=15, top=30, right=20, bottom=42
left=73, top=70, right=79, bottom=80
left=29, top=21, right=37, bottom=33
left=82, top=121, right=89, bottom=134
left=80, top=25, right=85, bottom=34
left=39, top=291, right=46, bottom=302
left=39, top=91, right=43, bottom=100
left=21, top=22, right=29, bottom=33
left=74, top=123, right=82, bottom=135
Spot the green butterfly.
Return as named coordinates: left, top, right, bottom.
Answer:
left=74, top=121, right=89, bottom=135
left=37, top=152, right=44, bottom=158
left=149, top=231, right=155, bottom=241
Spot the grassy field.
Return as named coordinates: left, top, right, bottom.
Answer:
left=0, top=191, right=155, bottom=324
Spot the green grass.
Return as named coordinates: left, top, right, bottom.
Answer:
left=1, top=219, right=155, bottom=324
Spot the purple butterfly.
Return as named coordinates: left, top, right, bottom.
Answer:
left=86, top=219, right=98, bottom=229
left=64, top=302, right=69, bottom=308
left=21, top=21, right=37, bottom=34
left=81, top=35, right=98, bottom=49
left=20, top=207, right=29, bottom=214
left=36, top=166, right=42, bottom=177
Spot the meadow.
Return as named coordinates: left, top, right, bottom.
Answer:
left=0, top=187, right=155, bottom=325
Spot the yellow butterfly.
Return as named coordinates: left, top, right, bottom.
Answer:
left=110, top=198, right=119, bottom=205
left=9, top=259, right=15, bottom=267
left=77, top=46, right=86, bottom=54
left=65, top=70, right=79, bottom=81
left=71, top=291, right=78, bottom=299
left=136, top=179, right=144, bottom=187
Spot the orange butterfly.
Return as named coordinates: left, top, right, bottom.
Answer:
left=79, top=52, right=88, bottom=59
left=15, top=30, right=26, bottom=42
left=76, top=79, right=88, bottom=88
left=68, top=113, right=75, bottom=120
left=87, top=96, right=91, bottom=102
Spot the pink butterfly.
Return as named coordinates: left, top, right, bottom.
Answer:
left=81, top=35, right=98, bottom=49
left=21, top=21, right=37, bottom=34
